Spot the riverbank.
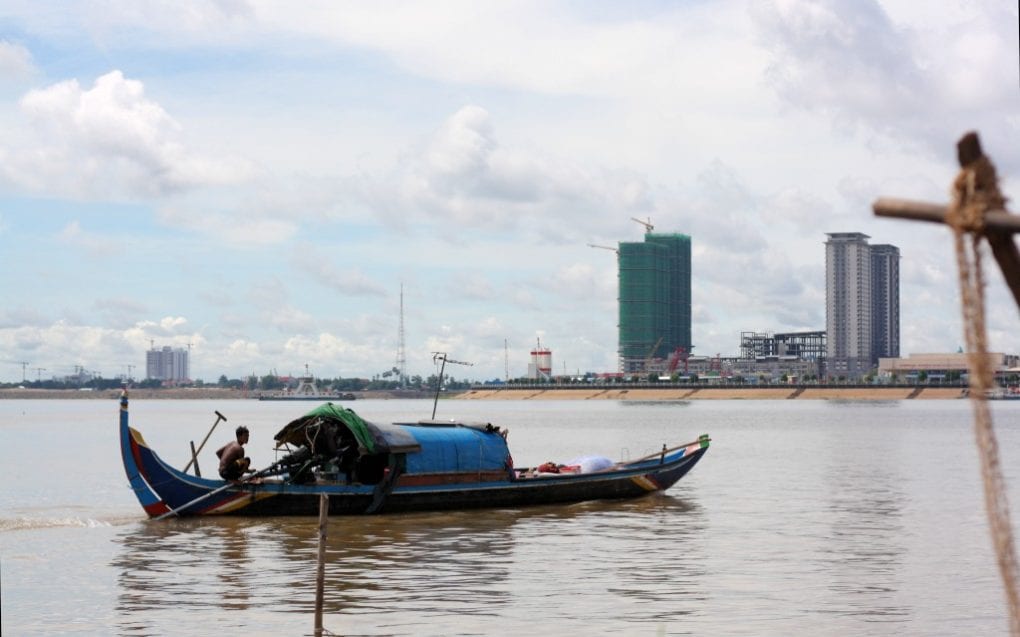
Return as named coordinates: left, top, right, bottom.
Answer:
left=455, top=386, right=968, bottom=400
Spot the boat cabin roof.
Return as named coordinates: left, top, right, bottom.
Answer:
left=274, top=403, right=511, bottom=475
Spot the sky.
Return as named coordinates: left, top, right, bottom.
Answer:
left=0, top=1, right=1018, bottom=384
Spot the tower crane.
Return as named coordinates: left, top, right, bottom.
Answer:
left=667, top=347, right=689, bottom=374
left=631, top=217, right=654, bottom=233
left=587, top=243, right=618, bottom=254
left=644, top=337, right=664, bottom=372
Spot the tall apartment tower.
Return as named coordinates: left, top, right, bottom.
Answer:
left=825, top=233, right=899, bottom=378
left=618, top=232, right=692, bottom=373
left=870, top=244, right=901, bottom=361
left=146, top=345, right=190, bottom=383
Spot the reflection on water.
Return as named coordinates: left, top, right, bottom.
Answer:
left=818, top=428, right=909, bottom=623
left=112, top=494, right=708, bottom=635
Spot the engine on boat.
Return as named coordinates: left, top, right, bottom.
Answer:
left=271, top=417, right=387, bottom=485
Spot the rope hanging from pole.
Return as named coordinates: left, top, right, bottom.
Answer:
left=946, top=132, right=1020, bottom=636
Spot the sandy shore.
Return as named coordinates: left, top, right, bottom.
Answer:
left=454, top=386, right=968, bottom=400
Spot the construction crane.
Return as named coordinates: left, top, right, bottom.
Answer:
left=34, top=368, right=46, bottom=382
left=631, top=217, right=654, bottom=233
left=587, top=243, right=618, bottom=254
left=644, top=337, right=664, bottom=372
left=667, top=346, right=689, bottom=373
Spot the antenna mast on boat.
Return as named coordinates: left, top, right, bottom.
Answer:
left=396, top=283, right=407, bottom=388
left=430, top=352, right=472, bottom=419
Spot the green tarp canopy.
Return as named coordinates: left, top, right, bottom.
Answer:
left=274, top=402, right=377, bottom=454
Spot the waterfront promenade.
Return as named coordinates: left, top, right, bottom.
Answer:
left=456, top=386, right=967, bottom=400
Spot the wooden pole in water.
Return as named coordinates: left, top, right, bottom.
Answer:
left=314, top=493, right=328, bottom=637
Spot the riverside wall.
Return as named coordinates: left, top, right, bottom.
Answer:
left=454, top=386, right=968, bottom=400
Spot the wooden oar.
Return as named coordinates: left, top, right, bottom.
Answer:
left=153, top=463, right=276, bottom=521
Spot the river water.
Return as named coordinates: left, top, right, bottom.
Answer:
left=1, top=398, right=1019, bottom=636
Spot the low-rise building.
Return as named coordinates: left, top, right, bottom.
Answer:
left=878, top=352, right=1020, bottom=383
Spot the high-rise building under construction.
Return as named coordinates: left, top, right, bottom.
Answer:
left=618, top=232, right=692, bottom=373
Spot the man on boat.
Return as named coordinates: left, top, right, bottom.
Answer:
left=217, top=425, right=252, bottom=481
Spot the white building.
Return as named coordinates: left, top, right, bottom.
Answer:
left=146, top=346, right=190, bottom=383
left=878, top=352, right=1019, bottom=382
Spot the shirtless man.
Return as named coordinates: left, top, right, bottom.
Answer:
left=217, top=425, right=251, bottom=481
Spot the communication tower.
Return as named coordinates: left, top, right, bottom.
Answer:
left=395, top=283, right=407, bottom=388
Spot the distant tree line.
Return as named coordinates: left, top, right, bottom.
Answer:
left=0, top=372, right=474, bottom=392
left=212, top=373, right=472, bottom=392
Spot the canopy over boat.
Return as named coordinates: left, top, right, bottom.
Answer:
left=272, top=402, right=512, bottom=475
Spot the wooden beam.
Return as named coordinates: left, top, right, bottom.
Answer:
left=872, top=198, right=1020, bottom=232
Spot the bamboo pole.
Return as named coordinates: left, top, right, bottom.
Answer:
left=314, top=493, right=328, bottom=637
left=189, top=440, right=201, bottom=477
left=873, top=198, right=1020, bottom=231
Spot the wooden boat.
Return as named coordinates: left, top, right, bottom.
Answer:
left=118, top=390, right=710, bottom=518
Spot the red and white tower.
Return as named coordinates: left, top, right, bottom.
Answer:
left=528, top=338, right=552, bottom=380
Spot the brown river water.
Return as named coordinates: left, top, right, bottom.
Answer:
left=1, top=398, right=1019, bottom=635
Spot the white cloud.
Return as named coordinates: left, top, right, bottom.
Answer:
left=0, top=40, right=35, bottom=81
left=369, top=104, right=657, bottom=244
left=5, top=70, right=251, bottom=197
left=58, top=220, right=119, bottom=257
left=750, top=0, right=1020, bottom=168
left=290, top=247, right=388, bottom=297
left=125, top=316, right=191, bottom=339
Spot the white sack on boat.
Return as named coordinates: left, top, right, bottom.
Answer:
left=567, top=455, right=615, bottom=473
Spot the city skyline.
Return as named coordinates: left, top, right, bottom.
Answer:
left=1, top=2, right=1018, bottom=382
